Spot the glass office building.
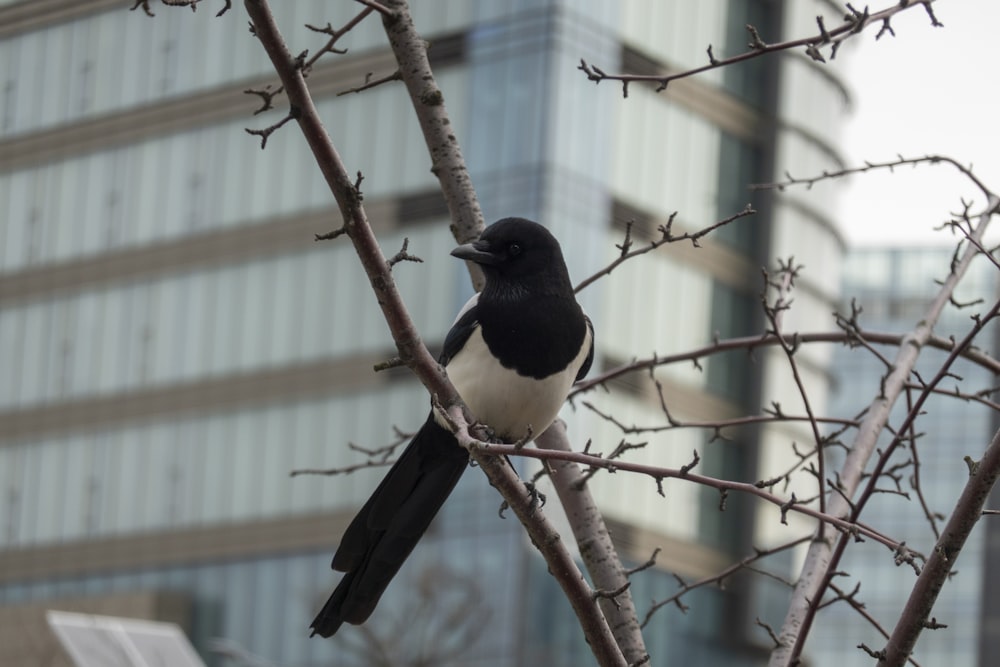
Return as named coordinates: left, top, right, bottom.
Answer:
left=809, top=247, right=1000, bottom=667
left=0, top=1, right=849, bottom=664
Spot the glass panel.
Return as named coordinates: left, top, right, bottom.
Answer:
left=705, top=280, right=757, bottom=404
left=109, top=426, right=147, bottom=534
left=28, top=439, right=64, bottom=544
left=131, top=142, right=163, bottom=246
left=0, top=445, right=26, bottom=546
left=95, top=288, right=123, bottom=394
left=3, top=170, right=30, bottom=271
left=201, top=414, right=234, bottom=523
left=723, top=0, right=778, bottom=108
left=143, top=423, right=175, bottom=529
left=18, top=302, right=45, bottom=404
left=212, top=263, right=244, bottom=375
left=271, top=256, right=301, bottom=366
left=715, top=132, right=764, bottom=253
left=59, top=435, right=90, bottom=541
left=243, top=258, right=277, bottom=366
left=0, top=305, right=24, bottom=406
left=259, top=408, right=294, bottom=513
left=0, top=39, right=15, bottom=134
left=72, top=292, right=99, bottom=403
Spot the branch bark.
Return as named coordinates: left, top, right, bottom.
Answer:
left=536, top=420, right=649, bottom=665
left=378, top=0, right=486, bottom=289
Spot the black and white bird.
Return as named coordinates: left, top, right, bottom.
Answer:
left=310, top=217, right=594, bottom=638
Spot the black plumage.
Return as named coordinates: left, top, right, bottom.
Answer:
left=310, top=217, right=593, bottom=637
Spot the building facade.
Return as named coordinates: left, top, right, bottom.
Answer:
left=810, top=247, right=1000, bottom=667
left=0, top=1, right=849, bottom=664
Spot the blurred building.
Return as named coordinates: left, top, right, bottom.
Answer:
left=0, top=1, right=848, bottom=665
left=810, top=247, right=1000, bottom=667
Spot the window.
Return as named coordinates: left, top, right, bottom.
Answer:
left=715, top=132, right=764, bottom=254
left=705, top=280, right=757, bottom=404
left=723, top=0, right=779, bottom=108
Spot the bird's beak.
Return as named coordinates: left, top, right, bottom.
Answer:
left=451, top=241, right=500, bottom=265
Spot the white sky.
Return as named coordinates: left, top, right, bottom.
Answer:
left=835, top=0, right=1000, bottom=247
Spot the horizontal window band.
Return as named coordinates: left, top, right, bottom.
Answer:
left=0, top=188, right=449, bottom=307
left=0, top=34, right=464, bottom=174
left=0, top=510, right=354, bottom=585
left=0, top=347, right=419, bottom=443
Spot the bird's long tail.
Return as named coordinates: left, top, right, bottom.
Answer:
left=310, top=414, right=469, bottom=637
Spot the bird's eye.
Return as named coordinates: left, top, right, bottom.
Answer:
left=508, top=242, right=522, bottom=256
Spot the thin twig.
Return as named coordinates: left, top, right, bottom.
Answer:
left=577, top=0, right=940, bottom=96
left=755, top=154, right=997, bottom=207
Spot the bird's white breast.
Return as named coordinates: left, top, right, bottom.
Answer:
left=441, top=324, right=592, bottom=441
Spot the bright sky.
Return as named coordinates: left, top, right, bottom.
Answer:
left=835, top=0, right=1000, bottom=247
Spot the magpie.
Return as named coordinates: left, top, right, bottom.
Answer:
left=310, top=217, right=594, bottom=638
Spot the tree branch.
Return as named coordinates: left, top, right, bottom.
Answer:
left=536, top=420, right=648, bottom=665
left=243, top=1, right=625, bottom=662
left=574, top=205, right=756, bottom=293
left=474, top=441, right=909, bottom=554
left=880, top=426, right=1000, bottom=665
left=769, top=195, right=999, bottom=667
left=577, top=0, right=940, bottom=97
left=378, top=0, right=486, bottom=289
left=376, top=1, right=645, bottom=660
left=572, top=329, right=1000, bottom=400
left=754, top=154, right=997, bottom=206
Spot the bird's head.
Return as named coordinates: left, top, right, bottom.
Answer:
left=451, top=218, right=572, bottom=296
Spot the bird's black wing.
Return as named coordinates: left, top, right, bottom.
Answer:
left=576, top=314, right=595, bottom=382
left=311, top=415, right=468, bottom=637
left=315, top=293, right=481, bottom=633
left=439, top=294, right=480, bottom=367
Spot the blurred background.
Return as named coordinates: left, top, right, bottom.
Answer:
left=1, top=1, right=997, bottom=665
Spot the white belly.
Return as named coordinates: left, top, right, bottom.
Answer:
left=441, top=326, right=590, bottom=441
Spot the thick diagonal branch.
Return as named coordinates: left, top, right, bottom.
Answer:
left=536, top=420, right=649, bottom=665
left=880, top=426, right=1000, bottom=665
left=379, top=0, right=486, bottom=289
left=243, top=1, right=624, bottom=663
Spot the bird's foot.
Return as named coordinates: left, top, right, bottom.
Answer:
left=523, top=480, right=546, bottom=513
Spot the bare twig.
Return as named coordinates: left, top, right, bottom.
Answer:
left=572, top=330, right=1000, bottom=399
left=245, top=110, right=297, bottom=148
left=642, top=536, right=811, bottom=627
left=386, top=237, right=424, bottom=268
left=755, top=154, right=997, bottom=207
left=473, top=441, right=909, bottom=553
left=823, top=584, right=924, bottom=667
left=574, top=205, right=756, bottom=293
left=244, top=84, right=284, bottom=115
left=582, top=399, right=857, bottom=437
left=289, top=460, right=393, bottom=477
left=338, top=70, right=403, bottom=96
left=762, top=261, right=827, bottom=518
left=243, top=8, right=376, bottom=113
left=577, top=0, right=940, bottom=96
left=301, top=7, right=376, bottom=73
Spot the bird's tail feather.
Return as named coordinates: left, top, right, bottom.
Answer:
left=310, top=414, right=468, bottom=637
